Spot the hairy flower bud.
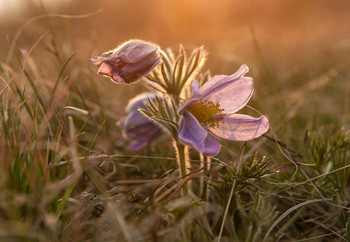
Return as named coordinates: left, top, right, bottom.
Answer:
left=91, top=40, right=161, bottom=84
left=121, top=94, right=162, bottom=150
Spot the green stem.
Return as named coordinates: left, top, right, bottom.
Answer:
left=173, top=140, right=189, bottom=196
left=199, top=152, right=205, bottom=198
left=201, top=156, right=211, bottom=201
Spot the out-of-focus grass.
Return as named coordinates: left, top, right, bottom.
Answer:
left=0, top=0, right=350, bottom=241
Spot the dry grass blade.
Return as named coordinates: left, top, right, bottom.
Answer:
left=217, top=179, right=235, bottom=242
left=21, top=30, right=50, bottom=88
left=263, top=198, right=332, bottom=242
left=49, top=52, right=78, bottom=107
left=0, top=74, right=15, bottom=96
left=6, top=9, right=103, bottom=65
left=11, top=96, right=30, bottom=146
left=293, top=163, right=350, bottom=188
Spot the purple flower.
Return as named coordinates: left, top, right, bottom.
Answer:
left=121, top=94, right=162, bottom=150
left=91, top=40, right=161, bottom=84
left=178, top=65, right=269, bottom=156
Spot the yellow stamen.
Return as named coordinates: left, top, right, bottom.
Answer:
left=185, top=99, right=225, bottom=128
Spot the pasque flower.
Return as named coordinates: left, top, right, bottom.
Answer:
left=121, top=94, right=162, bottom=150
left=91, top=40, right=161, bottom=84
left=178, top=65, right=269, bottom=156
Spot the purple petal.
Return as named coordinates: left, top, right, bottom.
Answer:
left=199, top=75, right=229, bottom=97
left=209, top=114, right=269, bottom=141
left=126, top=122, right=160, bottom=140
left=97, top=62, right=113, bottom=76
left=126, top=93, right=163, bottom=112
left=117, top=40, right=159, bottom=63
left=90, top=51, right=116, bottom=65
left=200, top=64, right=249, bottom=97
left=123, top=111, right=151, bottom=131
left=122, top=93, right=163, bottom=148
left=178, top=81, right=202, bottom=114
left=202, top=134, right=221, bottom=156
left=96, top=59, right=125, bottom=83
left=204, top=76, right=253, bottom=113
left=201, top=65, right=253, bottom=113
left=122, top=52, right=160, bottom=73
left=128, top=140, right=148, bottom=151
left=178, top=110, right=207, bottom=151
left=111, top=72, right=125, bottom=83
left=119, top=55, right=161, bottom=83
left=191, top=80, right=201, bottom=98
left=126, top=94, right=149, bottom=112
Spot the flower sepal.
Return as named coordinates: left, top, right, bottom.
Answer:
left=145, top=46, right=207, bottom=97
left=140, top=95, right=180, bottom=139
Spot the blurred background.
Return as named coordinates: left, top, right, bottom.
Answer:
left=1, top=0, right=349, bottom=141
left=2, top=0, right=350, bottom=68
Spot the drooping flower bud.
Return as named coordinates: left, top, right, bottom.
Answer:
left=91, top=40, right=161, bottom=84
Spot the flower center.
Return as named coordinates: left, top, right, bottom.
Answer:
left=185, top=99, right=225, bottom=128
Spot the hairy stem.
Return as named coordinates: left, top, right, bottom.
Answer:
left=173, top=140, right=189, bottom=196
left=201, top=155, right=211, bottom=201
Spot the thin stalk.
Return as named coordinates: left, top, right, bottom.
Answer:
left=218, top=179, right=236, bottom=242
left=199, top=152, right=205, bottom=197
left=201, top=155, right=211, bottom=202
left=173, top=140, right=189, bottom=196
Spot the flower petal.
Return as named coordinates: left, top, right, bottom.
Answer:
left=123, top=111, right=151, bottom=131
left=96, top=60, right=125, bottom=83
left=126, top=95, right=147, bottom=112
left=209, top=114, right=269, bottom=141
left=119, top=53, right=161, bottom=83
left=204, top=76, right=253, bottom=113
left=122, top=108, right=161, bottom=143
left=200, top=64, right=249, bottom=97
left=128, top=140, right=148, bottom=151
left=97, top=62, right=113, bottom=76
left=112, top=72, right=125, bottom=83
left=124, top=121, right=160, bottom=146
left=199, top=75, right=229, bottom=96
left=118, top=40, right=159, bottom=63
left=191, top=80, right=201, bottom=98
left=126, top=93, right=162, bottom=112
left=178, top=81, right=201, bottom=114
left=201, top=65, right=253, bottom=113
left=178, top=110, right=207, bottom=151
left=90, top=51, right=116, bottom=65
left=121, top=52, right=161, bottom=74
left=202, top=134, right=221, bottom=156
